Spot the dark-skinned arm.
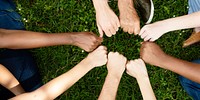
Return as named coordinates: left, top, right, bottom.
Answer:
left=0, top=29, right=102, bottom=52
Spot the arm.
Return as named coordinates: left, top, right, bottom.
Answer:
left=98, top=52, right=127, bottom=100
left=126, top=59, right=156, bottom=100
left=92, top=0, right=120, bottom=37
left=0, top=64, right=25, bottom=95
left=11, top=46, right=107, bottom=100
left=158, top=54, right=200, bottom=83
left=140, top=42, right=200, bottom=83
left=0, top=29, right=102, bottom=52
left=139, top=11, right=200, bottom=41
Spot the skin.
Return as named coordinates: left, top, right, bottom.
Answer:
left=0, top=29, right=102, bottom=52
left=0, top=64, right=25, bottom=96
left=139, top=11, right=200, bottom=41
left=118, top=0, right=140, bottom=35
left=126, top=59, right=156, bottom=100
left=98, top=52, right=127, bottom=100
left=10, top=46, right=108, bottom=100
left=140, top=42, right=200, bottom=84
left=92, top=0, right=120, bottom=37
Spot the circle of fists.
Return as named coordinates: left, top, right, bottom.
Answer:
left=86, top=45, right=149, bottom=78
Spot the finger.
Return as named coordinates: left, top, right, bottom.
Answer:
left=116, top=18, right=120, bottom=28
left=92, top=41, right=101, bottom=50
left=103, top=46, right=107, bottom=51
left=134, top=25, right=140, bottom=35
left=97, top=37, right=103, bottom=43
left=123, top=26, right=128, bottom=33
left=110, top=26, right=116, bottom=35
left=108, top=52, right=114, bottom=57
left=137, top=58, right=143, bottom=62
left=138, top=59, right=145, bottom=64
left=114, top=52, right=120, bottom=55
left=113, top=19, right=119, bottom=31
left=120, top=21, right=126, bottom=29
left=149, top=38, right=155, bottom=42
left=115, top=24, right=119, bottom=32
left=89, top=45, right=97, bottom=52
left=139, top=26, right=146, bottom=36
left=104, top=29, right=112, bottom=37
left=97, top=45, right=105, bottom=50
left=97, top=25, right=104, bottom=37
left=126, top=70, right=131, bottom=75
left=110, top=21, right=117, bottom=35
left=141, top=32, right=148, bottom=39
left=144, top=36, right=151, bottom=41
left=128, top=27, right=134, bottom=34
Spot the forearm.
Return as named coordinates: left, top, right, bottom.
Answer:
left=118, top=0, right=135, bottom=10
left=0, top=64, right=25, bottom=95
left=0, top=29, right=74, bottom=49
left=158, top=11, right=200, bottom=32
left=11, top=59, right=94, bottom=100
left=160, top=55, right=200, bottom=83
left=92, top=0, right=109, bottom=11
left=136, top=77, right=156, bottom=100
left=98, top=74, right=122, bottom=100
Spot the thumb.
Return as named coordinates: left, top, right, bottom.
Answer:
left=134, top=28, right=140, bottom=35
left=97, top=25, right=104, bottom=37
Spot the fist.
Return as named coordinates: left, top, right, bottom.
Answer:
left=139, top=22, right=169, bottom=41
left=140, top=42, right=166, bottom=67
left=107, top=52, right=127, bottom=77
left=126, top=59, right=148, bottom=79
left=86, top=46, right=108, bottom=67
left=72, top=32, right=103, bottom=52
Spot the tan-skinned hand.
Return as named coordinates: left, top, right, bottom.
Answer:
left=140, top=42, right=167, bottom=67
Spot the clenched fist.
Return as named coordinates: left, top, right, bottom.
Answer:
left=85, top=46, right=108, bottom=68
left=71, top=32, right=103, bottom=52
left=107, top=52, right=127, bottom=78
left=140, top=42, right=167, bottom=67
left=126, top=59, right=148, bottom=79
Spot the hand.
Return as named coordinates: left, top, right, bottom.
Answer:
left=140, top=42, right=167, bottom=66
left=71, top=32, right=103, bottom=52
left=85, top=46, right=108, bottom=67
left=107, top=52, right=127, bottom=78
left=126, top=59, right=148, bottom=79
left=118, top=0, right=140, bottom=35
left=139, top=22, right=169, bottom=41
left=94, top=1, right=120, bottom=37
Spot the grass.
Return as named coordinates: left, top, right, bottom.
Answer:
left=14, top=0, right=200, bottom=99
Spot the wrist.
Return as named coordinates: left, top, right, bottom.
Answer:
left=136, top=75, right=150, bottom=83
left=157, top=19, right=174, bottom=33
left=80, top=58, right=94, bottom=70
left=92, top=0, right=109, bottom=11
left=158, top=54, right=174, bottom=69
left=58, top=32, right=75, bottom=45
left=107, top=70, right=124, bottom=80
left=118, top=0, right=134, bottom=9
left=68, top=32, right=82, bottom=46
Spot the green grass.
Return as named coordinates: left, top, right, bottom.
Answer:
left=14, top=0, right=200, bottom=99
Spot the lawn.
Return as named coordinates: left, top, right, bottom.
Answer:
left=15, top=0, right=200, bottom=99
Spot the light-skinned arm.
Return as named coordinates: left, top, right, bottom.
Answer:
left=139, top=11, right=200, bottom=41
left=0, top=29, right=102, bottom=52
left=0, top=64, right=25, bottom=96
left=10, top=46, right=108, bottom=100
left=140, top=42, right=200, bottom=83
left=92, top=0, right=120, bottom=37
left=126, top=59, right=156, bottom=100
left=98, top=52, right=127, bottom=100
